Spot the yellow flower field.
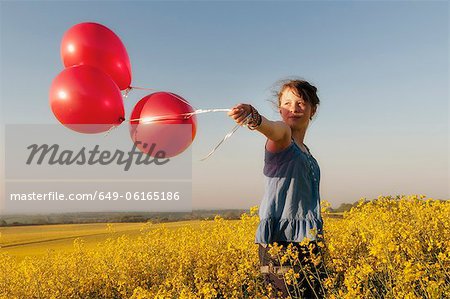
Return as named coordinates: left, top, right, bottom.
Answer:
left=0, top=194, right=449, bottom=298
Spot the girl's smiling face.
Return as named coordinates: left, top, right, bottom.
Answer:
left=279, top=87, right=316, bottom=128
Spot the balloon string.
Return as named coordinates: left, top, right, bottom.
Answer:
left=122, top=87, right=132, bottom=98
left=104, top=122, right=121, bottom=137
left=199, top=114, right=252, bottom=161
left=129, top=85, right=158, bottom=92
left=104, top=106, right=252, bottom=162
left=124, top=85, right=197, bottom=110
left=129, top=108, right=231, bottom=123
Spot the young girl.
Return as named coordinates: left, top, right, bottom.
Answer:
left=228, top=79, right=324, bottom=298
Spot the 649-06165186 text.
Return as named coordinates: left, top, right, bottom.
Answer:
left=9, top=191, right=182, bottom=201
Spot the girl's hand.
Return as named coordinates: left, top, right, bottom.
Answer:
left=228, top=103, right=290, bottom=150
left=228, top=104, right=252, bottom=126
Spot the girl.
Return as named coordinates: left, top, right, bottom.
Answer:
left=228, top=79, right=324, bottom=298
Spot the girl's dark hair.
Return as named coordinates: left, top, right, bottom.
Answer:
left=271, top=78, right=320, bottom=120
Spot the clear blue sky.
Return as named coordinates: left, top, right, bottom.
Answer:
left=1, top=1, right=448, bottom=210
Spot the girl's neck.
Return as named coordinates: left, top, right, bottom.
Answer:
left=291, top=128, right=307, bottom=146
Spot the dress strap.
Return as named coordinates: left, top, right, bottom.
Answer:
left=304, top=144, right=311, bottom=154
left=291, top=138, right=311, bottom=154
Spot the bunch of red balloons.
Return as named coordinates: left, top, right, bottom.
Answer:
left=49, top=22, right=197, bottom=157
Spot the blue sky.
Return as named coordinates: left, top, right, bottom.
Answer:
left=1, top=1, right=448, bottom=210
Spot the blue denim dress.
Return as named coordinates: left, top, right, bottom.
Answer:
left=255, top=139, right=323, bottom=244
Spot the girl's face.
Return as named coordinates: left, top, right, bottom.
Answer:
left=279, top=87, right=316, bottom=129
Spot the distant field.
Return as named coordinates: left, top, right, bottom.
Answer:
left=0, top=221, right=204, bottom=261
left=0, top=214, right=345, bottom=261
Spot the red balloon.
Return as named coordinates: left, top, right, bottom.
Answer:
left=61, top=22, right=132, bottom=90
left=130, top=92, right=197, bottom=158
left=49, top=65, right=125, bottom=134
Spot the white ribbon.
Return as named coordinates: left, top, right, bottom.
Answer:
left=199, top=113, right=252, bottom=161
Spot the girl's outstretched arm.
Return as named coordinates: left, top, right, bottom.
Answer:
left=228, top=103, right=291, bottom=151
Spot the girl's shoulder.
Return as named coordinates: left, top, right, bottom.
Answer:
left=265, top=128, right=292, bottom=154
left=264, top=139, right=299, bottom=167
left=265, top=138, right=293, bottom=154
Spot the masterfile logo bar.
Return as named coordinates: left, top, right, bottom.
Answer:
left=2, top=124, right=193, bottom=214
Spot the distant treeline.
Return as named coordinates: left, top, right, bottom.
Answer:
left=330, top=202, right=357, bottom=213
left=0, top=210, right=251, bottom=227
left=0, top=204, right=357, bottom=226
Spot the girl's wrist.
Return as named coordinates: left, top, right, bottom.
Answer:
left=247, top=105, right=262, bottom=130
